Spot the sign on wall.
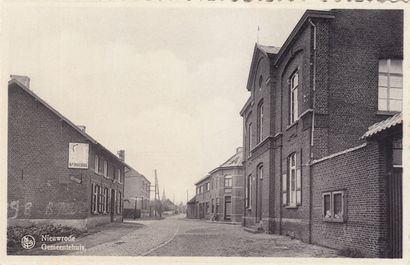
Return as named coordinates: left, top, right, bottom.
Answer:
left=68, top=143, right=89, bottom=169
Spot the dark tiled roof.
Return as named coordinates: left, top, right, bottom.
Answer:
left=362, top=113, right=402, bottom=139
left=9, top=78, right=131, bottom=169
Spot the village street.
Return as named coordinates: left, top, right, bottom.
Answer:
left=60, top=214, right=339, bottom=257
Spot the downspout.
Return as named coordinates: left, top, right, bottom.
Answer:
left=308, top=18, right=317, bottom=244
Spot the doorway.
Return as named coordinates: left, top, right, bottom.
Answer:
left=224, top=196, right=231, bottom=221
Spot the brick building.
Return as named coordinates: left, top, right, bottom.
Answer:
left=8, top=76, right=129, bottom=229
left=240, top=9, right=402, bottom=257
left=123, top=168, right=151, bottom=218
left=193, top=147, right=244, bottom=223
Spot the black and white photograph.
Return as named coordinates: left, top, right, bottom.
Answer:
left=2, top=1, right=407, bottom=263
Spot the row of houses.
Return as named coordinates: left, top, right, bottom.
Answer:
left=8, top=75, right=151, bottom=229
left=188, top=9, right=403, bottom=258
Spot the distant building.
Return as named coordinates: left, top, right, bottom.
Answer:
left=193, top=147, right=244, bottom=223
left=240, top=9, right=402, bottom=258
left=124, top=168, right=151, bottom=218
left=8, top=77, right=129, bottom=229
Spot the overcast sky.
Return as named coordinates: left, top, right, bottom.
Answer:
left=6, top=5, right=305, bottom=204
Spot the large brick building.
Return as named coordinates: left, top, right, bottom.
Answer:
left=124, top=168, right=151, bottom=218
left=8, top=76, right=129, bottom=229
left=193, top=147, right=244, bottom=223
left=240, top=9, right=402, bottom=258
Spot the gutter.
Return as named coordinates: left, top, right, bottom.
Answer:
left=308, top=18, right=317, bottom=244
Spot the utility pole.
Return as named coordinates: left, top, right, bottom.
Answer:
left=154, top=169, right=160, bottom=217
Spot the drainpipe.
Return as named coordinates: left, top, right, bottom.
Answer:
left=308, top=18, right=317, bottom=244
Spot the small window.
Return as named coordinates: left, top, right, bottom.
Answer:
left=257, top=101, right=264, bottom=143
left=117, top=168, right=121, bottom=183
left=378, top=59, right=402, bottom=112
left=103, top=161, right=108, bottom=178
left=206, top=182, right=210, bottom=191
left=283, top=153, right=302, bottom=207
left=322, top=191, right=345, bottom=222
left=224, top=175, right=232, bottom=188
left=289, top=71, right=299, bottom=124
left=104, top=187, right=109, bottom=214
left=393, top=138, right=402, bottom=167
left=91, top=183, right=98, bottom=214
left=94, top=155, right=99, bottom=174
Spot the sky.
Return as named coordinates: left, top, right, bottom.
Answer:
left=5, top=5, right=305, bottom=204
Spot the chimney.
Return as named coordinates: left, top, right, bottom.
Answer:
left=10, top=75, right=30, bottom=88
left=117, top=150, right=125, bottom=162
left=236, top=147, right=243, bottom=153
left=77, top=125, right=86, bottom=132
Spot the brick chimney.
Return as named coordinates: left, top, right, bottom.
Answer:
left=117, top=150, right=125, bottom=162
left=10, top=75, right=30, bottom=88
left=77, top=125, right=86, bottom=132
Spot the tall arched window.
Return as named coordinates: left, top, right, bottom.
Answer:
left=257, top=101, right=264, bottom=143
left=248, top=123, right=253, bottom=155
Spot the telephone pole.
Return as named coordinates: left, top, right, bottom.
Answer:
left=154, top=169, right=160, bottom=217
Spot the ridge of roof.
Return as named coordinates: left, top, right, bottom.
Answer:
left=9, top=78, right=132, bottom=169
left=273, top=10, right=335, bottom=66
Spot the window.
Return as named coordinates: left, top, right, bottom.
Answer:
left=248, top=123, right=253, bottom=154
left=112, top=166, right=116, bottom=180
left=257, top=101, right=264, bottom=143
left=97, top=185, right=103, bottom=213
left=246, top=175, right=252, bottom=209
left=211, top=199, right=214, bottom=213
left=258, top=75, right=263, bottom=90
left=103, top=161, right=108, bottom=178
left=118, top=191, right=122, bottom=214
left=289, top=71, right=299, bottom=124
left=393, top=138, right=402, bottom=167
left=378, top=59, right=402, bottom=112
left=257, top=164, right=263, bottom=180
left=283, top=153, right=301, bottom=207
left=117, top=168, right=121, bottom=183
left=104, top=187, right=109, bottom=214
left=322, top=191, right=345, bottom=222
left=224, top=175, right=232, bottom=188
left=94, top=155, right=99, bottom=174
left=205, top=182, right=210, bottom=191
left=91, top=183, right=98, bottom=214
left=200, top=185, right=203, bottom=193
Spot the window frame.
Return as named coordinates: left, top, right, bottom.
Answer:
left=289, top=71, right=299, bottom=124
left=94, top=155, right=99, bottom=174
left=378, top=58, right=403, bottom=112
left=322, top=190, right=345, bottom=223
left=224, top=175, right=233, bottom=188
left=103, top=160, right=108, bottom=178
left=257, top=101, right=264, bottom=143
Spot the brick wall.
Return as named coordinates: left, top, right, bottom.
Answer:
left=311, top=142, right=388, bottom=258
left=8, top=83, right=124, bottom=227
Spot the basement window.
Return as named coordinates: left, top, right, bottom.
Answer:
left=322, top=190, right=345, bottom=222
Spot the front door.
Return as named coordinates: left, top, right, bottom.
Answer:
left=224, top=196, right=231, bottom=221
left=110, top=189, right=115, bottom=222
left=388, top=168, right=402, bottom=258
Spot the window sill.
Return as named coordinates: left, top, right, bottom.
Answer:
left=376, top=110, right=400, bottom=116
left=323, top=218, right=345, bottom=223
left=285, top=120, right=299, bottom=131
left=285, top=205, right=298, bottom=209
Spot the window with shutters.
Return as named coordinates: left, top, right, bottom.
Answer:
left=283, top=153, right=302, bottom=207
left=322, top=190, right=345, bottom=222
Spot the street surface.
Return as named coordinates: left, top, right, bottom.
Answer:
left=72, top=214, right=339, bottom=257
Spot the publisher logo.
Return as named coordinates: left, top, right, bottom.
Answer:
left=21, top=235, right=36, bottom=250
